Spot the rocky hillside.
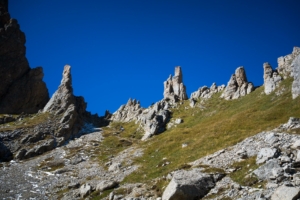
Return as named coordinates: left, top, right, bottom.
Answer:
left=1, top=0, right=300, bottom=199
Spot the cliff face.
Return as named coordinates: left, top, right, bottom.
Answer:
left=0, top=0, right=49, bottom=114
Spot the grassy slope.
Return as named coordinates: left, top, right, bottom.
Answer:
left=122, top=77, right=300, bottom=183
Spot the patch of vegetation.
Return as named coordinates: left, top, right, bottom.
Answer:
left=229, top=157, right=260, bottom=187
left=0, top=112, right=51, bottom=131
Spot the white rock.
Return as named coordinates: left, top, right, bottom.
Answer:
left=271, top=185, right=300, bottom=200
left=256, top=148, right=278, bottom=164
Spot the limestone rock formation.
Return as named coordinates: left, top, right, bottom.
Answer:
left=139, top=100, right=170, bottom=141
left=0, top=0, right=49, bottom=114
left=43, top=65, right=87, bottom=142
left=163, top=66, right=188, bottom=102
left=191, top=82, right=225, bottom=100
left=277, top=47, right=300, bottom=79
left=263, top=62, right=282, bottom=95
left=291, top=54, right=300, bottom=99
left=111, top=98, right=143, bottom=122
left=221, top=67, right=254, bottom=100
left=111, top=98, right=170, bottom=141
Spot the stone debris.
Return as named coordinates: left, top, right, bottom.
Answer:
left=221, top=67, right=254, bottom=100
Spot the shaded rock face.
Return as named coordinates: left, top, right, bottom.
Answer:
left=191, top=82, right=225, bottom=100
left=163, top=66, right=188, bottom=102
left=221, top=67, right=254, bottom=100
left=111, top=98, right=143, bottom=122
left=43, top=65, right=87, bottom=142
left=263, top=62, right=282, bottom=95
left=0, top=1, right=49, bottom=114
left=277, top=47, right=300, bottom=79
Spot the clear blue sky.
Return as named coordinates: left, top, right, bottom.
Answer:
left=9, top=0, right=300, bottom=115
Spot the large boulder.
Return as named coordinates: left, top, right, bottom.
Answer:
left=0, top=1, right=49, bottom=114
left=163, top=66, right=188, bottom=102
left=221, top=67, right=254, bottom=100
left=263, top=62, right=282, bottom=95
left=162, top=169, right=215, bottom=200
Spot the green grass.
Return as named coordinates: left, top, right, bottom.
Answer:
left=229, top=157, right=260, bottom=187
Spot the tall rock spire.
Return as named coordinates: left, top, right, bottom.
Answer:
left=163, top=66, right=188, bottom=102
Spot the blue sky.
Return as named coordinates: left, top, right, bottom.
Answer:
left=9, top=0, right=300, bottom=115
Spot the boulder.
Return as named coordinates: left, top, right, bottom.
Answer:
left=163, top=66, right=188, bottom=102
left=80, top=183, right=92, bottom=198
left=256, top=147, right=278, bottom=164
left=263, top=62, right=282, bottom=95
left=221, top=67, right=254, bottom=100
left=162, top=168, right=215, bottom=200
left=0, top=2, right=49, bottom=114
left=253, top=159, right=283, bottom=181
left=271, top=185, right=300, bottom=200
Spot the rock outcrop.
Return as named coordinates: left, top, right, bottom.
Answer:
left=291, top=54, right=300, bottom=99
left=191, top=82, right=225, bottom=100
left=221, top=67, right=254, bottom=100
left=43, top=65, right=87, bottom=142
left=263, top=62, right=282, bottom=95
left=111, top=98, right=170, bottom=141
left=277, top=47, right=300, bottom=79
left=163, top=66, right=188, bottom=102
left=110, top=99, right=143, bottom=122
left=0, top=0, right=49, bottom=114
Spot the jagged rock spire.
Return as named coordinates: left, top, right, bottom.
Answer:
left=43, top=65, right=74, bottom=114
left=163, top=66, right=188, bottom=102
left=221, top=67, right=254, bottom=100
